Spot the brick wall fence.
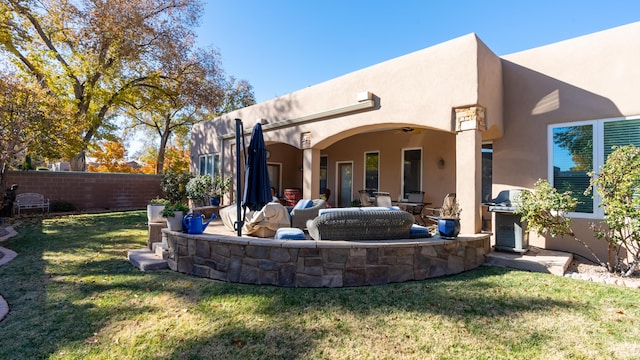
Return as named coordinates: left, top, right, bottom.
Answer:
left=5, top=170, right=163, bottom=211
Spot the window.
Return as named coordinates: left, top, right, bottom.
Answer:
left=482, top=143, right=492, bottom=203
left=364, top=152, right=379, bottom=191
left=198, top=154, right=220, bottom=177
left=319, top=155, right=328, bottom=194
left=549, top=116, right=640, bottom=218
left=402, top=148, right=422, bottom=196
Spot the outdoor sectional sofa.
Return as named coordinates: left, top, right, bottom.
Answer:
left=306, top=207, right=416, bottom=241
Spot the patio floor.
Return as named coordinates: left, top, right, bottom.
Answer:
left=485, top=247, right=573, bottom=276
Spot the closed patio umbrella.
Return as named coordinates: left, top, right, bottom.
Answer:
left=242, top=122, right=271, bottom=212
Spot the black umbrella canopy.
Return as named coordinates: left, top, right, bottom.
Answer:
left=242, top=122, right=271, bottom=211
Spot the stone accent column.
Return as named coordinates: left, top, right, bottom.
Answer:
left=455, top=105, right=486, bottom=132
left=302, top=147, right=321, bottom=199
left=455, top=105, right=485, bottom=234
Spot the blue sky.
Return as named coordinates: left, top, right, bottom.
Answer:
left=196, top=1, right=640, bottom=103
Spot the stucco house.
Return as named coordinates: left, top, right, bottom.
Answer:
left=191, top=22, right=640, bottom=262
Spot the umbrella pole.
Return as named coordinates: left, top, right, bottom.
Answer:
left=235, top=119, right=243, bottom=236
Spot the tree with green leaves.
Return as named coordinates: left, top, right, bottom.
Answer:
left=0, top=72, right=68, bottom=203
left=516, top=179, right=606, bottom=268
left=588, top=145, right=640, bottom=275
left=0, top=0, right=204, bottom=170
left=123, top=48, right=254, bottom=174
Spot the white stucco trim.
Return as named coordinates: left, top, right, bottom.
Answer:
left=544, top=116, right=640, bottom=220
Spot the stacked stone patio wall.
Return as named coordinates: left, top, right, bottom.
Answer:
left=163, top=231, right=491, bottom=287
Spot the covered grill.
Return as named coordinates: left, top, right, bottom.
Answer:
left=486, top=189, right=528, bottom=253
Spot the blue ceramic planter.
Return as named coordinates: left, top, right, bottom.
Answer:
left=437, top=218, right=460, bottom=239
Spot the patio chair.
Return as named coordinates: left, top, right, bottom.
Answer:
left=290, top=198, right=327, bottom=229
left=358, top=190, right=375, bottom=207
left=405, top=191, right=426, bottom=225
left=373, top=192, right=392, bottom=207
left=421, top=193, right=456, bottom=224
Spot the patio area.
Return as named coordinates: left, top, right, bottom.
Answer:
left=139, top=219, right=491, bottom=287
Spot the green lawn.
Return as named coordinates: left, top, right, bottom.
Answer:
left=0, top=211, right=638, bottom=359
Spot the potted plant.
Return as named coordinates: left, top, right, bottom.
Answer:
left=147, top=198, right=169, bottom=223
left=186, top=174, right=212, bottom=208
left=438, top=197, right=462, bottom=239
left=210, top=175, right=232, bottom=206
left=162, top=202, right=190, bottom=232
left=161, top=170, right=193, bottom=204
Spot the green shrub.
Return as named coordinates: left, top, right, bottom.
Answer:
left=186, top=174, right=212, bottom=207
left=212, top=175, right=231, bottom=197
left=161, top=202, right=190, bottom=217
left=161, top=170, right=192, bottom=204
left=517, top=145, right=640, bottom=276
left=516, top=179, right=577, bottom=238
left=588, top=145, right=640, bottom=275
left=149, top=197, right=169, bottom=206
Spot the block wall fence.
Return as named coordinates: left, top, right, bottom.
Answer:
left=5, top=171, right=163, bottom=211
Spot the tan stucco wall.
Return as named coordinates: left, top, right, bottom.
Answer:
left=191, top=33, right=503, bottom=233
left=496, top=22, right=640, bottom=260
left=321, top=129, right=456, bottom=204
left=192, top=32, right=503, bottom=158
left=191, top=22, right=640, bottom=261
left=267, top=143, right=303, bottom=191
left=235, top=128, right=456, bottom=204
left=476, top=37, right=503, bottom=139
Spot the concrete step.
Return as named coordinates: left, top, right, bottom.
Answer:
left=485, top=247, right=573, bottom=276
left=128, top=248, right=168, bottom=271
left=152, top=242, right=170, bottom=259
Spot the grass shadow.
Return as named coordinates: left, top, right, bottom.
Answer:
left=0, top=211, right=638, bottom=359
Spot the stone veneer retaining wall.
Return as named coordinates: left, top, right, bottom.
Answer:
left=163, top=230, right=491, bottom=287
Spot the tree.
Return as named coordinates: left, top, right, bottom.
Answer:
left=0, top=72, right=68, bottom=203
left=0, top=0, right=204, bottom=170
left=124, top=47, right=224, bottom=173
left=588, top=145, right=640, bottom=276
left=219, top=77, right=256, bottom=115
left=163, top=146, right=190, bottom=173
left=123, top=50, right=255, bottom=174
left=87, top=140, right=139, bottom=173
left=138, top=144, right=190, bottom=174
left=138, top=147, right=159, bottom=175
